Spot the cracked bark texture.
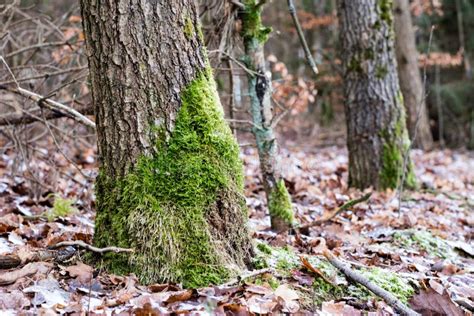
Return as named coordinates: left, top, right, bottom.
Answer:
left=81, top=0, right=205, bottom=178
left=394, top=0, right=433, bottom=150
left=337, top=0, right=415, bottom=190
left=80, top=0, right=252, bottom=285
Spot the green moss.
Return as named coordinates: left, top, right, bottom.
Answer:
left=93, top=68, right=250, bottom=288
left=255, top=246, right=415, bottom=306
left=379, top=108, right=416, bottom=189
left=375, top=65, right=388, bottom=78
left=241, top=0, right=272, bottom=44
left=184, top=16, right=194, bottom=39
left=257, top=242, right=273, bottom=255
left=378, top=0, right=393, bottom=25
left=361, top=267, right=414, bottom=304
left=348, top=57, right=363, bottom=73
left=364, top=48, right=375, bottom=60
left=254, top=274, right=280, bottom=290
left=268, top=179, right=294, bottom=230
left=46, top=195, right=76, bottom=221
left=393, top=229, right=456, bottom=259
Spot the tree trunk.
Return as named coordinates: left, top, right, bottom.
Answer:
left=240, top=1, right=294, bottom=231
left=80, top=0, right=252, bottom=287
left=393, top=0, right=433, bottom=150
left=337, top=0, right=416, bottom=190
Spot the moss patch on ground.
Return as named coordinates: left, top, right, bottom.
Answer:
left=93, top=68, right=251, bottom=288
left=255, top=242, right=416, bottom=306
left=393, top=229, right=456, bottom=259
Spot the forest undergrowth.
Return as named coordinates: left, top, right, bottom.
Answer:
left=0, top=141, right=473, bottom=314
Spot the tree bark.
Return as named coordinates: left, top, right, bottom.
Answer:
left=337, top=0, right=416, bottom=190
left=80, top=0, right=252, bottom=287
left=393, top=0, right=433, bottom=150
left=240, top=1, right=294, bottom=231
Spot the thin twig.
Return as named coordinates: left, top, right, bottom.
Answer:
left=51, top=240, right=134, bottom=254
left=221, top=268, right=273, bottom=287
left=287, top=0, right=318, bottom=76
left=209, top=49, right=260, bottom=76
left=5, top=41, right=72, bottom=58
left=227, top=0, right=244, bottom=9
left=299, top=193, right=371, bottom=231
left=0, top=103, right=93, bottom=126
left=0, top=66, right=87, bottom=86
left=322, top=249, right=419, bottom=316
left=0, top=56, right=95, bottom=129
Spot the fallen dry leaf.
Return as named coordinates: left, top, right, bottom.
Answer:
left=0, top=262, right=51, bottom=285
left=409, top=289, right=464, bottom=316
left=65, top=262, right=93, bottom=283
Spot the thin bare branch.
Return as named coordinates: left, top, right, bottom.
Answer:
left=51, top=240, right=134, bottom=254
left=287, top=0, right=319, bottom=76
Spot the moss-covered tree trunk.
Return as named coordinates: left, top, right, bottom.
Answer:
left=337, top=0, right=416, bottom=190
left=80, top=0, right=253, bottom=287
left=394, top=0, right=433, bottom=150
left=240, top=1, right=294, bottom=231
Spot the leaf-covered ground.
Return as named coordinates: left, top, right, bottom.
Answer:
left=0, top=144, right=473, bottom=314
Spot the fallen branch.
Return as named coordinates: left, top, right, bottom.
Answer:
left=51, top=240, right=134, bottom=254
left=221, top=268, right=273, bottom=287
left=322, top=248, right=419, bottom=316
left=0, top=103, right=93, bottom=126
left=0, top=247, right=76, bottom=269
left=0, top=56, right=95, bottom=129
left=299, top=193, right=372, bottom=231
left=1, top=85, right=96, bottom=129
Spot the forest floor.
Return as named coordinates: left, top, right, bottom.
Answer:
left=0, top=143, right=473, bottom=315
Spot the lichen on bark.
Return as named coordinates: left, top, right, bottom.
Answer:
left=241, top=0, right=272, bottom=44
left=93, top=68, right=252, bottom=288
left=240, top=0, right=294, bottom=231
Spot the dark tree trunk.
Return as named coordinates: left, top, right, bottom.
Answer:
left=394, top=0, right=433, bottom=150
left=80, top=0, right=252, bottom=287
left=337, top=0, right=416, bottom=190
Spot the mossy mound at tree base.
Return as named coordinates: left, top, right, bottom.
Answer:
left=92, top=68, right=253, bottom=288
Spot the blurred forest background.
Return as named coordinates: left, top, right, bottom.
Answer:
left=2, top=0, right=473, bottom=159
left=1, top=0, right=473, bottom=214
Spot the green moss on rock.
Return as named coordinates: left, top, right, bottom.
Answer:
left=93, top=68, right=251, bottom=288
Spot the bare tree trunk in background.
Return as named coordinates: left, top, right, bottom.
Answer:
left=80, top=0, right=252, bottom=287
left=240, top=1, right=294, bottom=231
left=393, top=0, right=434, bottom=150
left=337, top=0, right=416, bottom=190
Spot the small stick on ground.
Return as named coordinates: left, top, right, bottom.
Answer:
left=299, top=193, right=371, bottom=231
left=51, top=240, right=134, bottom=254
left=322, top=248, right=419, bottom=316
left=221, top=268, right=273, bottom=287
